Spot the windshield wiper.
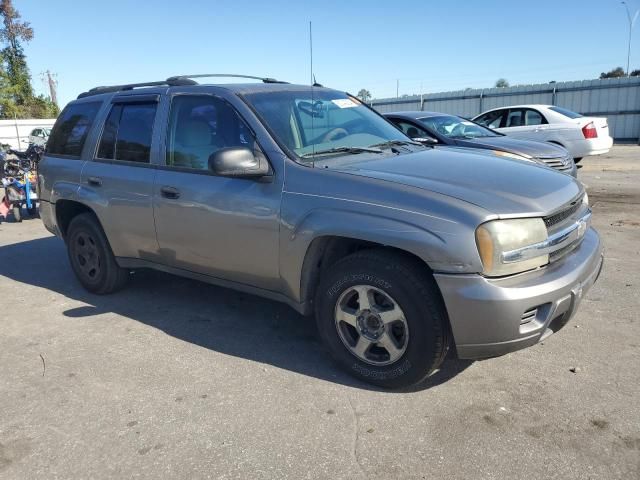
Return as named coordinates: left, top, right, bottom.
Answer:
left=299, top=146, right=383, bottom=159
left=369, top=139, right=423, bottom=148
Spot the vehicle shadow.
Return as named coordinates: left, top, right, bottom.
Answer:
left=0, top=235, right=473, bottom=392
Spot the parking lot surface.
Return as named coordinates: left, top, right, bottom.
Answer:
left=1, top=146, right=639, bottom=479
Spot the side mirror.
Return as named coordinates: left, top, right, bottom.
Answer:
left=413, top=137, right=437, bottom=145
left=209, top=146, right=270, bottom=178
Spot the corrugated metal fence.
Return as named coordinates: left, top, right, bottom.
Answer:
left=371, top=77, right=640, bottom=142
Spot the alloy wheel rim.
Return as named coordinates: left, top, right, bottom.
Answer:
left=334, top=285, right=409, bottom=366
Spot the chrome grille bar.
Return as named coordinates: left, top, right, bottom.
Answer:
left=501, top=211, right=591, bottom=264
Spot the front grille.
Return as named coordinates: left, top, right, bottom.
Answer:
left=543, top=197, right=582, bottom=228
left=549, top=240, right=580, bottom=262
left=538, top=155, right=573, bottom=172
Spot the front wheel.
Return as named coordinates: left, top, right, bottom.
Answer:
left=315, top=250, right=449, bottom=389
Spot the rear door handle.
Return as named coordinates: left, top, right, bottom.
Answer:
left=87, top=176, right=102, bottom=186
left=160, top=186, right=180, bottom=199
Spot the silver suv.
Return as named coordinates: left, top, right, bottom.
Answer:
left=39, top=75, right=603, bottom=388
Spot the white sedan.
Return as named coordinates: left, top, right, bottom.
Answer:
left=473, top=105, right=613, bottom=162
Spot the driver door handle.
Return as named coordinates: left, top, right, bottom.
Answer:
left=87, top=176, right=102, bottom=186
left=160, top=186, right=180, bottom=199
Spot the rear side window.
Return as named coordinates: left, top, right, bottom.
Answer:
left=524, top=109, right=546, bottom=126
left=46, top=102, right=101, bottom=158
left=549, top=106, right=582, bottom=119
left=97, top=102, right=157, bottom=163
left=506, top=109, right=524, bottom=127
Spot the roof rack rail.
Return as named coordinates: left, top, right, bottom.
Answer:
left=77, top=74, right=288, bottom=99
left=166, top=74, right=289, bottom=84
left=77, top=77, right=197, bottom=99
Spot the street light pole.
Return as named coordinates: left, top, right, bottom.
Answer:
left=622, top=1, right=640, bottom=75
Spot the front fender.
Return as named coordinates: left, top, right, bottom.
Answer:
left=279, top=203, right=482, bottom=304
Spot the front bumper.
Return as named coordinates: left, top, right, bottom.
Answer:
left=434, top=227, right=603, bottom=359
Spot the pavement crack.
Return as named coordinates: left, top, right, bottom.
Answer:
left=347, top=396, right=368, bottom=479
left=39, top=354, right=45, bottom=377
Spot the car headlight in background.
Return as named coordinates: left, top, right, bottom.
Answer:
left=491, top=150, right=534, bottom=162
left=475, top=218, right=548, bottom=276
left=582, top=192, right=589, bottom=207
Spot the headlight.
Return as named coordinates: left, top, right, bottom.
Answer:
left=475, top=218, right=548, bottom=276
left=582, top=192, right=589, bottom=207
left=491, top=150, right=533, bottom=162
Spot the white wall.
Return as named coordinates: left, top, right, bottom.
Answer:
left=0, top=118, right=57, bottom=150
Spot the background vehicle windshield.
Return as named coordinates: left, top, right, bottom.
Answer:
left=419, top=115, right=499, bottom=139
left=549, top=106, right=583, bottom=119
left=243, top=89, right=411, bottom=160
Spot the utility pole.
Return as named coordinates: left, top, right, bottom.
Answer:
left=622, top=1, right=640, bottom=75
left=396, top=79, right=399, bottom=99
left=40, top=70, right=58, bottom=106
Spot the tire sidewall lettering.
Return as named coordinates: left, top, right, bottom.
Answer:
left=351, top=358, right=412, bottom=380
left=327, top=273, right=392, bottom=298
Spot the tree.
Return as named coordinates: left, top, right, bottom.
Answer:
left=495, top=78, right=509, bottom=88
left=630, top=69, right=640, bottom=77
left=600, top=67, right=626, bottom=79
left=357, top=88, right=371, bottom=103
left=0, top=0, right=58, bottom=119
left=0, top=0, right=33, bottom=105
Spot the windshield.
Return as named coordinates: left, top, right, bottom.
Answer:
left=243, top=89, right=413, bottom=161
left=549, top=106, right=582, bottom=119
left=419, top=115, right=499, bottom=139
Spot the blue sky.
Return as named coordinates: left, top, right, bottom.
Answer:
left=17, top=0, right=640, bottom=107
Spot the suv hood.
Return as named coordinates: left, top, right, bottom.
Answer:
left=456, top=136, right=567, bottom=158
left=334, top=148, right=582, bottom=216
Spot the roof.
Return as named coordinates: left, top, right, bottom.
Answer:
left=479, top=104, right=553, bottom=112
left=385, top=111, right=460, bottom=119
left=76, top=74, right=334, bottom=100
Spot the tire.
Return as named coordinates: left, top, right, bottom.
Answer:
left=12, top=205, right=21, bottom=222
left=66, top=213, right=129, bottom=294
left=574, top=157, right=583, bottom=164
left=315, top=249, right=449, bottom=389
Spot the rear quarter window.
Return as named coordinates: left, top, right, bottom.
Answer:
left=549, top=106, right=583, bottom=119
left=46, top=102, right=102, bottom=158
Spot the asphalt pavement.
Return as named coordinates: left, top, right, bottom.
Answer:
left=0, top=146, right=638, bottom=479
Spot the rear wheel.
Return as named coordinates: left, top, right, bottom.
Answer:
left=315, top=249, right=449, bottom=389
left=66, top=213, right=129, bottom=294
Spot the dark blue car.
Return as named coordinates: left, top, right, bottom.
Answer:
left=385, top=111, right=577, bottom=177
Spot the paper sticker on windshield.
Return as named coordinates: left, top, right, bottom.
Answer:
left=462, top=121, right=474, bottom=125
left=331, top=99, right=358, bottom=108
